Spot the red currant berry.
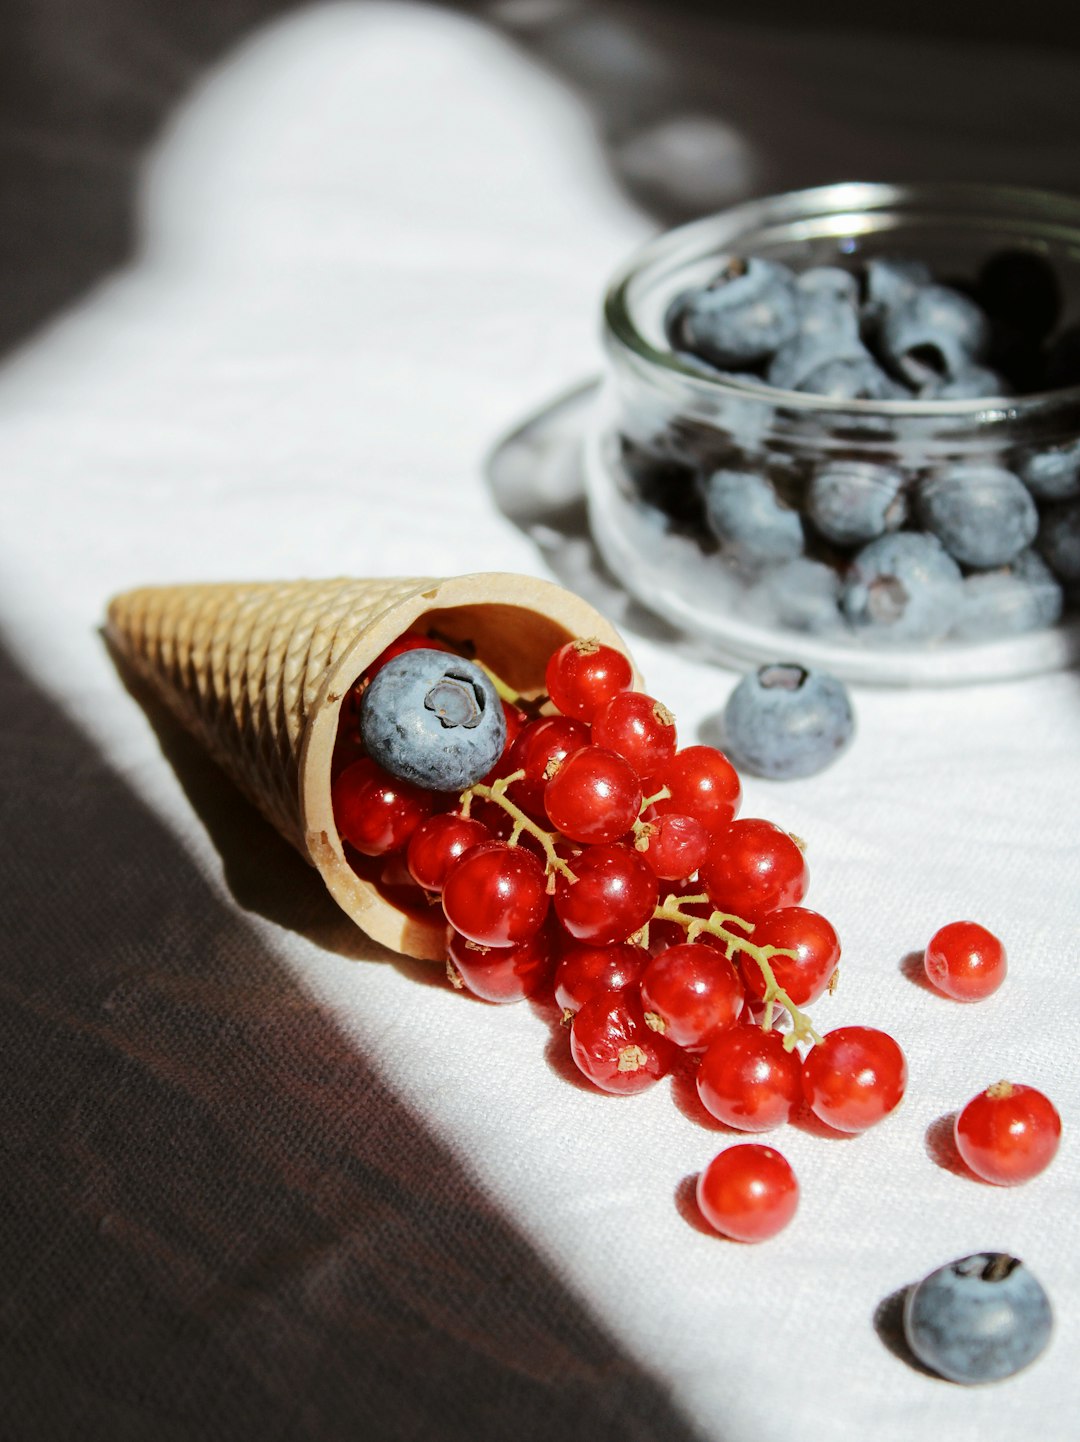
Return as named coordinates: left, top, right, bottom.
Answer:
left=332, top=719, right=367, bottom=779
left=697, top=1027, right=803, bottom=1132
left=506, top=716, right=591, bottom=817
left=554, top=844, right=659, bottom=946
left=954, top=1082, right=1061, bottom=1185
left=363, top=631, right=451, bottom=683
left=442, top=840, right=549, bottom=948
left=545, top=639, right=633, bottom=722
left=640, top=943, right=745, bottom=1051
left=649, top=746, right=741, bottom=834
left=802, top=1026, right=907, bottom=1133
left=696, top=1145, right=799, bottom=1242
left=554, top=942, right=649, bottom=1014
left=333, top=757, right=436, bottom=857
left=569, top=993, right=674, bottom=1094
left=739, top=907, right=840, bottom=1008
left=924, top=921, right=1007, bottom=1002
left=544, top=745, right=642, bottom=845
left=501, top=700, right=528, bottom=750
left=447, top=925, right=555, bottom=1004
left=701, top=820, right=808, bottom=920
left=591, top=691, right=677, bottom=776
left=636, top=813, right=709, bottom=882
left=406, top=812, right=491, bottom=893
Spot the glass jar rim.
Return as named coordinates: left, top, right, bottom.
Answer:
left=603, top=180, right=1080, bottom=421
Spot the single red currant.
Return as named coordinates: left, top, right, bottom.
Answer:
left=363, top=631, right=451, bottom=683
left=701, top=819, right=808, bottom=919
left=569, top=993, right=674, bottom=1094
left=500, top=699, right=528, bottom=750
left=442, top=840, right=549, bottom=948
left=591, top=691, right=677, bottom=776
left=640, top=943, right=745, bottom=1051
left=954, top=1082, right=1061, bottom=1185
left=697, top=1027, right=803, bottom=1132
left=543, top=745, right=642, bottom=845
left=636, top=813, right=709, bottom=882
left=553, top=844, right=659, bottom=946
left=406, top=812, right=491, bottom=893
left=649, top=746, right=741, bottom=834
left=545, top=639, right=633, bottom=722
left=331, top=717, right=367, bottom=778
left=506, top=716, right=591, bottom=817
left=695, top=1145, right=799, bottom=1242
left=739, top=907, right=840, bottom=1008
left=332, top=757, right=436, bottom=857
left=801, top=1026, right=907, bottom=1133
left=554, top=942, right=650, bottom=1014
left=924, top=921, right=1007, bottom=1002
left=446, top=925, right=555, bottom=1004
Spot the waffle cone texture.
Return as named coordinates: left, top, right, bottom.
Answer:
left=107, top=573, right=638, bottom=960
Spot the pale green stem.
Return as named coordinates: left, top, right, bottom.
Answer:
left=459, top=770, right=577, bottom=885
left=652, top=894, right=822, bottom=1049
left=475, top=661, right=522, bottom=705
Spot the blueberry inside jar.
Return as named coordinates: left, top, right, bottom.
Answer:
left=585, top=182, right=1080, bottom=684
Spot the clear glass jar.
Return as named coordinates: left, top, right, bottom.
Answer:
left=585, top=182, right=1080, bottom=683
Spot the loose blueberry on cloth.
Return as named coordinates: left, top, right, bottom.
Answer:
left=360, top=648, right=506, bottom=791
left=902, top=1253, right=1052, bottom=1384
left=720, top=663, right=854, bottom=780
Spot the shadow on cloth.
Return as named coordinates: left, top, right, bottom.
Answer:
left=0, top=635, right=711, bottom=1442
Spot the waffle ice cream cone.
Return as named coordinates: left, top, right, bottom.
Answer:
left=107, top=573, right=638, bottom=960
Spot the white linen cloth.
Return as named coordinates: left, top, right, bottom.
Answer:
left=2, top=6, right=1079, bottom=1439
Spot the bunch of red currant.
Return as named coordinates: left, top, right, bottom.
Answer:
left=332, top=633, right=912, bottom=1242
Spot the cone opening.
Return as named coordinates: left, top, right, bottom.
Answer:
left=298, top=575, right=637, bottom=962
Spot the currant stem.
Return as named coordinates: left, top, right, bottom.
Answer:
left=475, top=663, right=520, bottom=703
left=459, top=770, right=577, bottom=884
left=651, top=894, right=822, bottom=1049
left=472, top=660, right=551, bottom=720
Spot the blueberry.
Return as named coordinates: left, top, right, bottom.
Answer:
left=796, top=355, right=910, bottom=400
left=665, top=258, right=799, bottom=370
left=841, top=532, right=964, bottom=642
left=806, top=460, right=908, bottom=547
left=879, top=285, right=991, bottom=388
left=720, top=663, right=855, bottom=779
left=919, top=364, right=1013, bottom=400
left=759, top=557, right=843, bottom=634
left=700, top=468, right=804, bottom=567
left=359, top=649, right=506, bottom=791
left=1017, top=438, right=1080, bottom=501
left=916, top=465, right=1038, bottom=569
left=860, top=257, right=933, bottom=332
left=953, top=548, right=1063, bottom=640
left=902, top=1252, right=1052, bottom=1384
left=1038, top=498, right=1080, bottom=585
left=767, top=302, right=864, bottom=392
left=796, top=265, right=860, bottom=307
